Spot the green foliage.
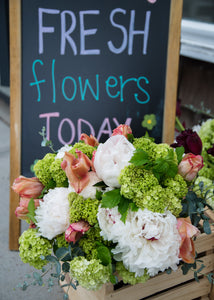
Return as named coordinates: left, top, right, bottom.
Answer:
left=180, top=188, right=212, bottom=234
left=130, top=148, right=178, bottom=182
left=39, top=126, right=56, bottom=153
left=175, top=146, right=185, bottom=164
left=101, top=189, right=138, bottom=223
left=26, top=198, right=37, bottom=224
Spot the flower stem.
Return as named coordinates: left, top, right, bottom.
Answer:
left=175, top=117, right=185, bottom=132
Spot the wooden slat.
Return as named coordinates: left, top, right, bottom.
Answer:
left=195, top=231, right=214, bottom=254
left=9, top=0, right=21, bottom=250
left=162, top=0, right=183, bottom=144
left=149, top=278, right=211, bottom=300
left=105, top=253, right=214, bottom=300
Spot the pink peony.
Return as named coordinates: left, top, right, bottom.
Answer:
left=178, top=153, right=203, bottom=181
left=12, top=176, right=44, bottom=198
left=80, top=133, right=99, bottom=147
left=65, top=221, right=90, bottom=243
left=61, top=150, right=92, bottom=193
left=177, top=217, right=200, bottom=264
left=112, top=124, right=132, bottom=139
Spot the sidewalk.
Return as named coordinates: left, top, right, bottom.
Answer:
left=0, top=97, right=64, bottom=300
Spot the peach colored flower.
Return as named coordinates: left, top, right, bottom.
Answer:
left=112, top=124, right=132, bottom=139
left=12, top=176, right=44, bottom=198
left=65, top=221, right=90, bottom=243
left=178, top=153, right=203, bottom=181
left=80, top=133, right=99, bottom=147
left=177, top=217, right=200, bottom=264
left=15, top=197, right=41, bottom=220
left=61, top=150, right=92, bottom=193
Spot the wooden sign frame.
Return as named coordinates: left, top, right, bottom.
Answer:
left=9, top=0, right=183, bottom=250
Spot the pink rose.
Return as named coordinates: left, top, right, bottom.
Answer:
left=12, top=176, right=44, bottom=198
left=61, top=150, right=92, bottom=193
left=65, top=221, right=90, bottom=243
left=112, top=124, right=132, bottom=139
left=178, top=153, right=203, bottom=181
left=177, top=217, right=200, bottom=264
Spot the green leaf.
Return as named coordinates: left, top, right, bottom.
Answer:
left=95, top=189, right=103, bottom=200
left=194, top=271, right=200, bottom=282
left=55, top=247, right=71, bottom=261
left=130, top=202, right=139, bottom=212
left=127, top=133, right=134, bottom=143
left=175, top=146, right=185, bottom=164
left=28, top=198, right=35, bottom=215
left=101, top=189, right=121, bottom=208
left=97, top=245, right=112, bottom=266
left=118, top=196, right=130, bottom=223
left=129, top=149, right=150, bottom=166
left=62, top=262, right=70, bottom=273
left=203, top=220, right=211, bottom=235
left=110, top=274, right=117, bottom=284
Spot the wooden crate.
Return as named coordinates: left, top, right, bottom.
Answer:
left=61, top=211, right=214, bottom=300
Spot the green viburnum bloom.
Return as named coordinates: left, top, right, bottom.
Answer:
left=142, top=114, right=157, bottom=130
left=70, top=257, right=110, bottom=290
left=19, top=228, right=52, bottom=269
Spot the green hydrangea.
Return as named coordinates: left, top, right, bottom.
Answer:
left=163, top=174, right=188, bottom=199
left=133, top=137, right=156, bottom=158
left=198, top=119, right=214, bottom=181
left=116, top=262, right=149, bottom=285
left=198, top=162, right=214, bottom=181
left=19, top=229, right=52, bottom=269
left=68, top=192, right=100, bottom=226
left=119, top=165, right=159, bottom=200
left=194, top=176, right=214, bottom=209
left=33, top=153, right=56, bottom=186
left=79, top=227, right=103, bottom=260
left=70, top=257, right=110, bottom=290
left=50, top=158, right=68, bottom=187
left=55, top=233, right=69, bottom=248
left=134, top=185, right=182, bottom=216
left=152, top=143, right=178, bottom=164
left=69, top=142, right=95, bottom=159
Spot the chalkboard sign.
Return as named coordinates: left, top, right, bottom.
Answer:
left=9, top=0, right=183, bottom=249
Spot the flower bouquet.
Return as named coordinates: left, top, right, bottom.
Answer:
left=12, top=124, right=214, bottom=298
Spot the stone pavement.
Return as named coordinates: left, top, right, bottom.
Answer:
left=0, top=97, right=64, bottom=300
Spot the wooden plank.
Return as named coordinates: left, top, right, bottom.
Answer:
left=9, top=0, right=21, bottom=250
left=105, top=253, right=214, bottom=300
left=149, top=278, right=211, bottom=300
left=163, top=0, right=183, bottom=144
left=195, top=231, right=214, bottom=254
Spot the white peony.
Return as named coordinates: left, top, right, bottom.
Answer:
left=35, top=187, right=71, bottom=240
left=98, top=207, right=181, bottom=277
left=93, top=135, right=135, bottom=188
left=97, top=206, right=125, bottom=242
left=55, top=145, right=73, bottom=159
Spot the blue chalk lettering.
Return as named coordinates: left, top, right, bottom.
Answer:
left=134, top=76, right=150, bottom=104
left=29, top=59, right=46, bottom=102
left=105, top=76, right=120, bottom=98
left=62, top=76, right=77, bottom=101
left=78, top=74, right=99, bottom=100
left=51, top=59, right=56, bottom=103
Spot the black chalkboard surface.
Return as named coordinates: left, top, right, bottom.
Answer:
left=21, top=0, right=171, bottom=177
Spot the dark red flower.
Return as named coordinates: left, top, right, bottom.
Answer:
left=207, top=145, right=214, bottom=156
left=171, top=129, right=202, bottom=155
